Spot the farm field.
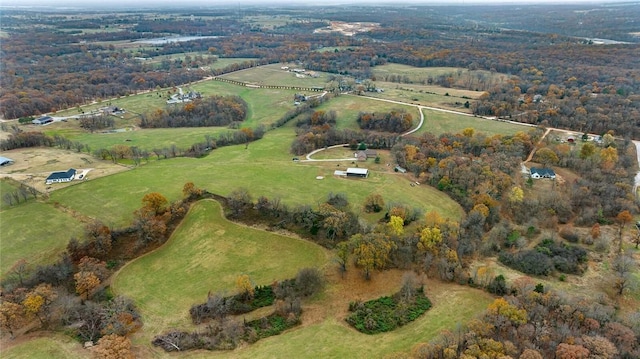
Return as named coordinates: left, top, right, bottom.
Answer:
left=366, top=80, right=480, bottom=112
left=416, top=108, right=529, bottom=137
left=49, top=128, right=463, bottom=228
left=112, top=199, right=330, bottom=335
left=371, top=64, right=509, bottom=90
left=0, top=201, right=85, bottom=277
left=315, top=95, right=420, bottom=130
left=3, top=334, right=87, bottom=359
left=218, top=63, right=329, bottom=88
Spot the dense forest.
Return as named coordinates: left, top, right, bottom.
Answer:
left=1, top=4, right=639, bottom=137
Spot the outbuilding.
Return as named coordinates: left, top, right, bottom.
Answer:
left=346, top=167, right=369, bottom=178
left=0, top=156, right=14, bottom=166
left=45, top=168, right=76, bottom=184
left=32, top=116, right=53, bottom=125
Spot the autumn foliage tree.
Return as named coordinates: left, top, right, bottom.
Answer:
left=22, top=284, right=57, bottom=326
left=95, top=334, right=135, bottom=359
left=141, top=192, right=169, bottom=216
left=350, top=233, right=396, bottom=280
left=0, top=301, right=26, bottom=338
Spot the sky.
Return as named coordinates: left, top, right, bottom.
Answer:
left=0, top=0, right=627, bottom=8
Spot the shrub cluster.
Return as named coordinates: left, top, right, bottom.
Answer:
left=346, top=287, right=431, bottom=334
left=499, top=239, right=588, bottom=276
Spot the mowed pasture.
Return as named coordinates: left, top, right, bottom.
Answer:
left=112, top=199, right=329, bottom=335
left=372, top=63, right=509, bottom=90
left=365, top=81, right=481, bottom=113
left=416, top=109, right=530, bottom=137
left=2, top=334, right=87, bottom=359
left=314, top=94, right=421, bottom=130
left=48, top=128, right=463, bottom=228
left=0, top=201, right=85, bottom=277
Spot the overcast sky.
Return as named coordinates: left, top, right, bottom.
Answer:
left=0, top=0, right=627, bottom=9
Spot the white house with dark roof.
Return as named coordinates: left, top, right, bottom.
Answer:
left=530, top=167, right=556, bottom=179
left=45, top=168, right=76, bottom=184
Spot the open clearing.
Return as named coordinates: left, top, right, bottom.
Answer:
left=365, top=80, right=482, bottom=112
left=0, top=201, right=85, bottom=277
left=416, top=108, right=528, bottom=136
left=112, top=199, right=489, bottom=358
left=2, top=333, right=87, bottom=359
left=0, top=147, right=128, bottom=194
left=372, top=64, right=510, bottom=90
left=315, top=94, right=420, bottom=130
left=126, top=264, right=493, bottom=358
left=218, top=63, right=329, bottom=88
left=112, top=199, right=329, bottom=337
left=48, top=128, right=463, bottom=228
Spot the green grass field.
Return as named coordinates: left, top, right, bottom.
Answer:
left=0, top=202, right=85, bottom=277
left=416, top=109, right=529, bottom=137
left=372, top=64, right=509, bottom=90
left=2, top=334, right=87, bottom=359
left=48, top=127, right=462, bottom=228
left=218, top=63, right=329, bottom=88
left=204, top=286, right=491, bottom=359
left=315, top=95, right=420, bottom=130
left=365, top=81, right=481, bottom=113
left=112, top=199, right=329, bottom=333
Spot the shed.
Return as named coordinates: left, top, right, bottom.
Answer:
left=45, top=168, right=76, bottom=184
left=32, top=116, right=53, bottom=125
left=0, top=156, right=14, bottom=166
left=394, top=166, right=407, bottom=173
left=346, top=167, right=369, bottom=178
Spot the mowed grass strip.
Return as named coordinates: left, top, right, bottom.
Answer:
left=179, top=282, right=492, bottom=359
left=0, top=202, right=85, bottom=278
left=111, top=199, right=329, bottom=333
left=416, top=108, right=529, bottom=137
left=2, top=334, right=87, bottom=359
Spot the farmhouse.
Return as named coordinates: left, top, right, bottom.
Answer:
left=32, top=116, right=53, bottom=125
left=45, top=168, right=76, bottom=184
left=530, top=167, right=556, bottom=179
left=0, top=156, right=14, bottom=166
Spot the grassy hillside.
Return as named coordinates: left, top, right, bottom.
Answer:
left=0, top=202, right=85, bottom=277
left=112, top=199, right=329, bottom=333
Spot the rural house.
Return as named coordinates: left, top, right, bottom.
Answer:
left=45, top=168, right=76, bottom=184
left=530, top=167, right=556, bottom=179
